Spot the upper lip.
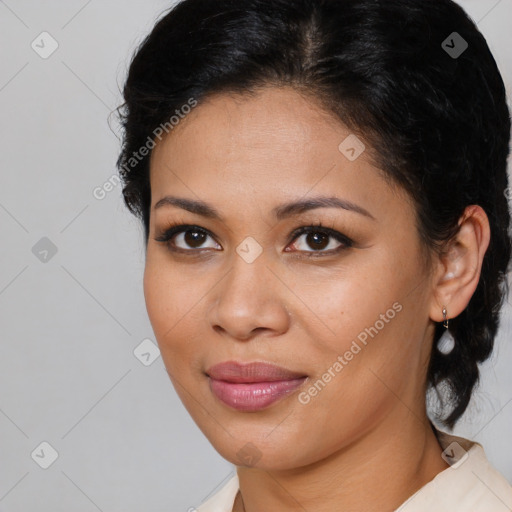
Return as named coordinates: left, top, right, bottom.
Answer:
left=206, top=361, right=307, bottom=383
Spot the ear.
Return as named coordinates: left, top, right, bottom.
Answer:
left=429, top=205, right=491, bottom=324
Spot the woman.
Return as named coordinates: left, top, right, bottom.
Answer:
left=116, top=0, right=512, bottom=510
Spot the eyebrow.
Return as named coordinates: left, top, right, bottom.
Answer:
left=153, top=195, right=375, bottom=221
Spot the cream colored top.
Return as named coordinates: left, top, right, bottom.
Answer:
left=196, top=429, right=512, bottom=512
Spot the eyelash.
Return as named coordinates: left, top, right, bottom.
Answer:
left=154, top=221, right=354, bottom=258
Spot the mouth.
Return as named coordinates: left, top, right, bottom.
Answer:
left=205, top=361, right=308, bottom=412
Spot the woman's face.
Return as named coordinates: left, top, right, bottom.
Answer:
left=144, top=86, right=438, bottom=470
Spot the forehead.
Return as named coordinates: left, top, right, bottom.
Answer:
left=148, top=86, right=408, bottom=220
left=151, top=86, right=344, bottom=168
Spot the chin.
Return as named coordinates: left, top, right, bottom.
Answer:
left=201, top=424, right=317, bottom=471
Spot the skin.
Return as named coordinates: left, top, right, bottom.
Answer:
left=144, top=85, right=490, bottom=512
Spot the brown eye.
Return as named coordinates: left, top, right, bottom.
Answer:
left=304, top=231, right=330, bottom=250
left=154, top=224, right=221, bottom=251
left=286, top=225, right=352, bottom=255
left=183, top=230, right=208, bottom=248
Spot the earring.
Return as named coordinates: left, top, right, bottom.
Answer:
left=438, top=305, right=455, bottom=355
left=442, top=305, right=449, bottom=328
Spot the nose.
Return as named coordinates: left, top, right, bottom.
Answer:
left=206, top=251, right=291, bottom=341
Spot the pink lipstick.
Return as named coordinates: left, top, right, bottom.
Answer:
left=206, top=361, right=307, bottom=411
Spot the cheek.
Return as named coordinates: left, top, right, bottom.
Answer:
left=292, top=252, right=424, bottom=406
left=142, top=258, right=209, bottom=369
left=143, top=261, right=215, bottom=424
left=291, top=260, right=402, bottom=353
left=143, top=250, right=198, bottom=325
left=143, top=260, right=191, bottom=349
left=143, top=261, right=171, bottom=333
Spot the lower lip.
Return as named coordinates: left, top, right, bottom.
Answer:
left=209, top=377, right=307, bottom=411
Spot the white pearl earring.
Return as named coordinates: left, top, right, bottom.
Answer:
left=437, top=329, right=455, bottom=354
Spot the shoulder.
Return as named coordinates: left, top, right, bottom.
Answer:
left=196, top=473, right=239, bottom=512
left=396, top=428, right=512, bottom=512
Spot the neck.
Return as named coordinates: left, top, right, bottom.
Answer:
left=235, top=414, right=449, bottom=512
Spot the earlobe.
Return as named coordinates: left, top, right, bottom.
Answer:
left=429, top=205, right=490, bottom=324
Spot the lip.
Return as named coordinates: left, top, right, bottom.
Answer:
left=206, top=361, right=308, bottom=411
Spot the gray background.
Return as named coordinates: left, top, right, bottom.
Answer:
left=0, top=1, right=511, bottom=510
